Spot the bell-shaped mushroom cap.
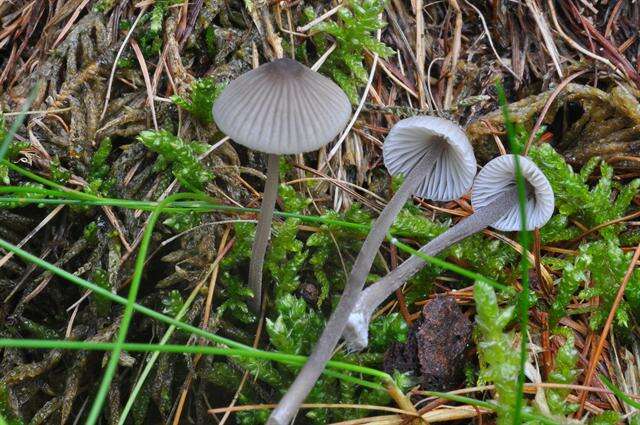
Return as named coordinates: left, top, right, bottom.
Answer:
left=212, top=58, right=351, bottom=155
left=471, top=154, right=555, bottom=231
left=383, top=116, right=476, bottom=201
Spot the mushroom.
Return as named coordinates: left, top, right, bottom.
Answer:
left=268, top=116, right=476, bottom=425
left=343, top=154, right=555, bottom=350
left=213, top=58, right=351, bottom=311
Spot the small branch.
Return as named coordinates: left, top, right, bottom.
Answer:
left=443, top=0, right=462, bottom=110
left=415, top=0, right=427, bottom=110
left=297, top=4, right=342, bottom=33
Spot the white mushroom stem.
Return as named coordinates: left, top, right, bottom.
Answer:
left=343, top=186, right=520, bottom=351
left=248, top=153, right=280, bottom=311
left=267, top=153, right=439, bottom=425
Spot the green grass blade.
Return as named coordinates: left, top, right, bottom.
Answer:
left=600, top=374, right=640, bottom=410
left=85, top=192, right=197, bottom=424
left=0, top=193, right=509, bottom=295
left=0, top=339, right=384, bottom=391
left=0, top=194, right=207, bottom=213
left=0, top=84, right=38, bottom=163
left=2, top=160, right=99, bottom=200
left=119, top=276, right=206, bottom=424
left=0, top=237, right=390, bottom=380
left=496, top=82, right=532, bottom=425
left=389, top=235, right=508, bottom=291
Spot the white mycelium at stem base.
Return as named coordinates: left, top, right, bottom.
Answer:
left=267, top=116, right=476, bottom=425
left=212, top=58, right=351, bottom=312
left=343, top=154, right=555, bottom=351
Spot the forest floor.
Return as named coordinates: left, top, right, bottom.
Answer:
left=2, top=0, right=640, bottom=424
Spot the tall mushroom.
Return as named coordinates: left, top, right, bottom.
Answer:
left=344, top=154, right=555, bottom=350
left=213, top=58, right=351, bottom=311
left=268, top=116, right=476, bottom=425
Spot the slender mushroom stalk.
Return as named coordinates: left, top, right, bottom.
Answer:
left=268, top=116, right=476, bottom=425
left=344, top=154, right=555, bottom=351
left=248, top=152, right=279, bottom=306
left=213, top=59, right=351, bottom=311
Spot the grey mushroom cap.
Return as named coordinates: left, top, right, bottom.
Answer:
left=212, top=58, right=351, bottom=155
left=471, top=154, right=555, bottom=231
left=383, top=116, right=477, bottom=201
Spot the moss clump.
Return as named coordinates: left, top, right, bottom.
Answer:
left=172, top=78, right=226, bottom=125
left=528, top=143, right=640, bottom=330
left=474, top=280, right=522, bottom=424
left=304, top=0, right=394, bottom=103
left=545, top=329, right=580, bottom=416
left=137, top=130, right=213, bottom=191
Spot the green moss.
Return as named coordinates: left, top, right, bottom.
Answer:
left=16, top=318, right=59, bottom=340
left=367, top=313, right=407, bottom=351
left=452, top=235, right=518, bottom=282
left=306, top=231, right=334, bottom=306
left=0, top=114, right=29, bottom=185
left=526, top=142, right=640, bottom=330
left=279, top=184, right=312, bottom=214
left=391, top=206, right=447, bottom=242
left=172, top=78, right=226, bottom=125
left=529, top=143, right=640, bottom=242
left=132, top=0, right=182, bottom=55
left=221, top=222, right=254, bottom=268
left=304, top=0, right=394, bottom=103
left=590, top=411, right=622, bottom=425
left=577, top=239, right=640, bottom=330
left=390, top=203, right=518, bottom=288
left=264, top=294, right=338, bottom=424
left=215, top=197, right=402, bottom=422
left=83, top=221, right=99, bottom=243
left=162, top=210, right=201, bottom=232
left=0, top=384, right=23, bottom=425
left=219, top=271, right=256, bottom=324
left=87, top=138, right=114, bottom=192
left=546, top=236, right=640, bottom=331
left=266, top=218, right=307, bottom=298
left=116, top=57, right=135, bottom=69
left=474, top=280, right=521, bottom=425
left=236, top=409, right=270, bottom=425
left=93, top=0, right=117, bottom=13
left=219, top=222, right=256, bottom=324
left=545, top=329, right=580, bottom=416
left=149, top=0, right=180, bottom=33
left=91, top=268, right=111, bottom=317
left=137, top=130, right=213, bottom=191
left=0, top=182, right=46, bottom=209
left=161, top=290, right=184, bottom=317
left=266, top=294, right=324, bottom=355
left=49, top=156, right=71, bottom=185
left=548, top=248, right=590, bottom=327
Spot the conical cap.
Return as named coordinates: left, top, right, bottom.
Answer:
left=213, top=59, right=351, bottom=155
left=383, top=116, right=476, bottom=201
left=471, top=154, right=555, bottom=231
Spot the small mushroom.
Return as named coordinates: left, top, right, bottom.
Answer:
left=343, top=154, right=554, bottom=351
left=383, top=116, right=477, bottom=203
left=213, top=58, right=351, bottom=311
left=268, top=116, right=476, bottom=425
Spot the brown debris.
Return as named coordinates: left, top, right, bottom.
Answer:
left=384, top=297, right=472, bottom=391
